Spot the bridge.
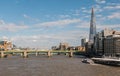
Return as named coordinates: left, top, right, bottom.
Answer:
left=0, top=50, right=83, bottom=58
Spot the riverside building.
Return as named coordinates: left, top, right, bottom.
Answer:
left=104, top=32, right=120, bottom=57
left=94, top=28, right=120, bottom=58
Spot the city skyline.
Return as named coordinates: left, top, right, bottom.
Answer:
left=0, top=0, right=120, bottom=48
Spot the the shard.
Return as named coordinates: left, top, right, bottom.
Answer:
left=89, top=8, right=96, bottom=43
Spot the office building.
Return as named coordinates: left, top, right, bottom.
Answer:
left=104, top=34, right=120, bottom=57
left=81, top=38, right=88, bottom=47
left=59, top=42, right=69, bottom=50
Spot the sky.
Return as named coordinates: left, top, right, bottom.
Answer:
left=0, top=0, right=120, bottom=49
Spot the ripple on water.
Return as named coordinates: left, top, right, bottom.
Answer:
left=0, top=55, right=119, bottom=76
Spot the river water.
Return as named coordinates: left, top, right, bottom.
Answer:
left=0, top=55, right=119, bottom=76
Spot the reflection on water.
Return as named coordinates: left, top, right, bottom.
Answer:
left=0, top=55, right=120, bottom=76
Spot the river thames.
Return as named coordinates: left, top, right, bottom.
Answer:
left=0, top=55, right=119, bottom=76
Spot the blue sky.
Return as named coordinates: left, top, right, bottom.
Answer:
left=0, top=0, right=120, bottom=49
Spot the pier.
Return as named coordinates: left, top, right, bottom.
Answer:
left=92, top=58, right=120, bottom=65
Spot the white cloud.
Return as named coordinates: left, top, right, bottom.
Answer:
left=107, top=12, right=120, bottom=19
left=36, top=19, right=81, bottom=27
left=76, top=22, right=90, bottom=29
left=97, top=24, right=120, bottom=30
left=76, top=20, right=120, bottom=31
left=96, top=14, right=102, bottom=17
left=9, top=29, right=89, bottom=48
left=0, top=20, right=29, bottom=32
left=107, top=3, right=119, bottom=6
left=73, top=9, right=81, bottom=16
left=82, top=9, right=91, bottom=13
left=23, top=14, right=29, bottom=18
left=32, top=40, right=37, bottom=42
left=7, top=21, right=120, bottom=49
left=84, top=15, right=90, bottom=18
left=0, top=20, right=5, bottom=24
left=1, top=36, right=9, bottom=41
left=81, top=7, right=102, bottom=14
left=104, top=5, right=120, bottom=9
left=95, top=0, right=106, bottom=4
left=81, top=7, right=86, bottom=10
left=59, top=15, right=71, bottom=18
left=94, top=5, right=103, bottom=12
left=23, top=14, right=40, bottom=22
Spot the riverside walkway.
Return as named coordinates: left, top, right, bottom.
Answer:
left=92, top=57, right=120, bottom=65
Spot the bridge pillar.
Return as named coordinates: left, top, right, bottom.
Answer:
left=35, top=51, right=38, bottom=56
left=65, top=53, right=68, bottom=56
left=20, top=53, right=23, bottom=56
left=69, top=51, right=73, bottom=57
left=0, top=51, right=4, bottom=58
left=47, top=51, right=51, bottom=57
left=23, top=51, right=28, bottom=58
